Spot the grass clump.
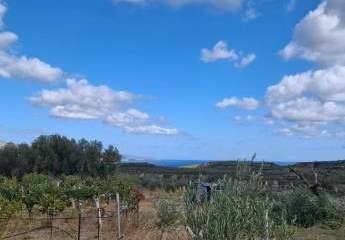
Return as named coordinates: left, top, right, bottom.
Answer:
left=155, top=199, right=182, bottom=240
left=275, top=187, right=345, bottom=228
left=184, top=163, right=296, bottom=240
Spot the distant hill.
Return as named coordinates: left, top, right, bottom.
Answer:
left=119, top=159, right=345, bottom=195
left=0, top=141, right=6, bottom=148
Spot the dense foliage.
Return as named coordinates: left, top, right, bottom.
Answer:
left=0, top=173, right=138, bottom=236
left=182, top=165, right=285, bottom=240
left=0, top=135, right=121, bottom=177
left=274, top=187, right=345, bottom=228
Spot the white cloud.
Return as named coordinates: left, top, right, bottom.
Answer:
left=270, top=97, right=345, bottom=122
left=272, top=1, right=345, bottom=126
left=113, top=0, right=247, bottom=12
left=276, top=121, right=331, bottom=138
left=267, top=66, right=345, bottom=104
left=0, top=52, right=63, bottom=82
left=0, top=2, right=178, bottom=136
left=216, top=96, right=259, bottom=110
left=105, top=109, right=149, bottom=127
left=201, top=40, right=256, bottom=67
left=0, top=3, right=63, bottom=82
left=201, top=41, right=238, bottom=63
left=264, top=66, right=345, bottom=137
left=235, top=53, right=256, bottom=68
left=50, top=105, right=101, bottom=120
left=280, top=0, right=345, bottom=66
left=264, top=66, right=345, bottom=134
left=30, top=79, right=179, bottom=135
left=124, top=125, right=179, bottom=135
left=30, top=78, right=135, bottom=118
left=0, top=31, right=17, bottom=48
left=221, top=1, right=345, bottom=139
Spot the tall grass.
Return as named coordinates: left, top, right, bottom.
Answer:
left=274, top=187, right=345, bottom=228
left=184, top=163, right=296, bottom=240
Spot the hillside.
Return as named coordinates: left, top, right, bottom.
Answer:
left=119, top=160, right=345, bottom=194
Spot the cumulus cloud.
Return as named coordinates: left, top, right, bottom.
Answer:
left=113, top=0, right=247, bottom=12
left=264, top=66, right=345, bottom=137
left=0, top=52, right=63, bottom=82
left=201, top=41, right=238, bottom=63
left=201, top=41, right=256, bottom=68
left=29, top=79, right=179, bottom=135
left=266, top=66, right=345, bottom=122
left=280, top=0, right=345, bottom=66
left=262, top=0, right=345, bottom=138
left=30, top=78, right=134, bottom=116
left=270, top=97, right=345, bottom=122
left=29, top=78, right=136, bottom=120
left=216, top=97, right=259, bottom=110
left=267, top=66, right=345, bottom=103
left=0, top=31, right=17, bottom=48
left=276, top=121, right=331, bottom=138
left=213, top=1, right=345, bottom=139
left=0, top=3, right=63, bottom=82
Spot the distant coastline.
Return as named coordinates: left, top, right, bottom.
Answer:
left=122, top=159, right=296, bottom=168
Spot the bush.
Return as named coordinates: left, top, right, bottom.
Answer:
left=276, top=187, right=345, bottom=227
left=184, top=163, right=296, bottom=240
left=155, top=199, right=181, bottom=240
left=37, top=180, right=69, bottom=217
left=155, top=199, right=181, bottom=230
left=0, top=195, right=20, bottom=236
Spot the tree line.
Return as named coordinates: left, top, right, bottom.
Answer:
left=0, top=135, right=121, bottom=177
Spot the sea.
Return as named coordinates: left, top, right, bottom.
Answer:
left=124, top=159, right=295, bottom=168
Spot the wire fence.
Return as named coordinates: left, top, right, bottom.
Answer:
left=1, top=198, right=134, bottom=240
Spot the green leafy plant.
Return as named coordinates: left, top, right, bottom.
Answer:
left=0, top=195, right=20, bottom=237
left=37, top=180, right=69, bottom=218
left=155, top=199, right=181, bottom=240
left=276, top=187, right=345, bottom=228
left=20, top=173, right=50, bottom=217
left=184, top=163, right=296, bottom=240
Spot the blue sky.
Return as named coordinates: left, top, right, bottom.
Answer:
left=1, top=0, right=345, bottom=162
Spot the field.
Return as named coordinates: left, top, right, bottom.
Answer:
left=2, top=190, right=345, bottom=240
left=0, top=156, right=344, bottom=239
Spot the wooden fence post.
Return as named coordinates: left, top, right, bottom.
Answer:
left=95, top=198, right=101, bottom=240
left=78, top=211, right=81, bottom=240
left=116, top=193, right=122, bottom=240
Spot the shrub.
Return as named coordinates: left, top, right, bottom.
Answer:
left=184, top=163, right=296, bottom=240
left=155, top=199, right=181, bottom=240
left=0, top=195, right=20, bottom=236
left=155, top=199, right=181, bottom=230
left=37, top=180, right=69, bottom=218
left=277, top=187, right=345, bottom=227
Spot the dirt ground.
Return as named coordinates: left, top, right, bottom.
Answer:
left=1, top=191, right=344, bottom=240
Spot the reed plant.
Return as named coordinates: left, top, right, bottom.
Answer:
left=184, top=162, right=296, bottom=240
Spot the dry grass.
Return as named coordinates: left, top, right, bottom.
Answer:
left=295, top=225, right=345, bottom=240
